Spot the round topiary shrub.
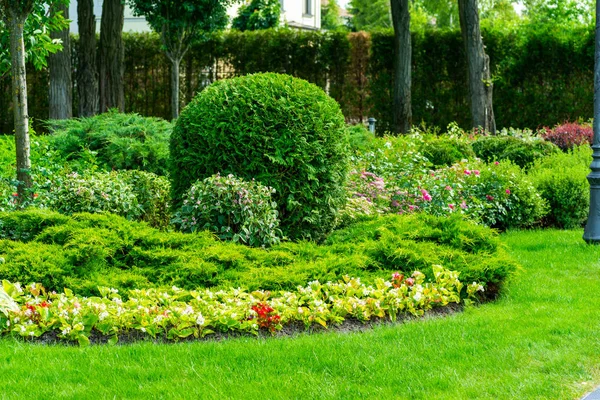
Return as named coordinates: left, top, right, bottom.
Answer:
left=174, top=174, right=282, bottom=247
left=170, top=73, right=349, bottom=240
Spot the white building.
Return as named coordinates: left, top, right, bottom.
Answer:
left=68, top=0, right=321, bottom=34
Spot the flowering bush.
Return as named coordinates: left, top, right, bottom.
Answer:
left=0, top=266, right=483, bottom=345
left=543, top=122, right=593, bottom=151
left=174, top=174, right=282, bottom=247
left=47, top=171, right=142, bottom=220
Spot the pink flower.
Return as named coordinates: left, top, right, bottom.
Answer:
left=445, top=186, right=452, bottom=191
left=421, top=189, right=432, bottom=201
left=464, top=169, right=471, bottom=175
left=405, top=278, right=415, bottom=287
left=505, top=189, right=511, bottom=194
left=486, top=195, right=494, bottom=201
left=448, top=203, right=455, bottom=211
left=408, top=205, right=417, bottom=211
left=460, top=201, right=467, bottom=209
left=473, top=170, right=480, bottom=176
left=494, top=161, right=499, bottom=165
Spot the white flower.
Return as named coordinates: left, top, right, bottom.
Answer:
left=297, top=307, right=304, bottom=314
left=61, top=327, right=71, bottom=335
left=99, top=311, right=109, bottom=321
left=182, top=305, right=194, bottom=315
left=413, top=292, right=423, bottom=302
left=196, top=313, right=205, bottom=326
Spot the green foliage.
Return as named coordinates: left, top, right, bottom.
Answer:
left=47, top=171, right=142, bottom=220
left=0, top=1, right=68, bottom=76
left=47, top=111, right=171, bottom=175
left=347, top=0, right=391, bottom=31
left=174, top=174, right=282, bottom=247
left=321, top=0, right=344, bottom=31
left=471, top=136, right=560, bottom=169
left=528, top=146, right=590, bottom=229
left=170, top=73, right=349, bottom=241
left=232, top=0, right=281, bottom=31
left=0, top=210, right=516, bottom=298
left=418, top=136, right=475, bottom=167
left=120, top=170, right=171, bottom=229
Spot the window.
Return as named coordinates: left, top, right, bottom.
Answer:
left=304, top=0, right=312, bottom=16
left=280, top=0, right=284, bottom=11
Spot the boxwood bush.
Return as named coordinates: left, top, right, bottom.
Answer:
left=0, top=210, right=517, bottom=298
left=170, top=73, right=349, bottom=241
left=528, top=146, right=590, bottom=229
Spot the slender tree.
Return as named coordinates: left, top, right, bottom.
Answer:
left=128, top=0, right=231, bottom=119
left=232, top=0, right=280, bottom=31
left=77, top=0, right=98, bottom=117
left=348, top=0, right=391, bottom=31
left=0, top=0, right=66, bottom=200
left=390, top=0, right=411, bottom=134
left=458, top=0, right=496, bottom=134
left=48, top=1, right=72, bottom=120
left=99, top=0, right=125, bottom=113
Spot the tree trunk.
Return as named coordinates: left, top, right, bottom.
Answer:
left=99, top=0, right=125, bottom=113
left=8, top=12, right=33, bottom=199
left=171, top=57, right=180, bottom=119
left=390, top=0, right=411, bottom=134
left=48, top=2, right=72, bottom=120
left=458, top=0, right=496, bottom=134
left=185, top=54, right=194, bottom=104
left=77, top=0, right=98, bottom=117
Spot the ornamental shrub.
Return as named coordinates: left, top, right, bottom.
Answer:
left=543, top=122, right=593, bottom=151
left=47, top=171, right=142, bottom=220
left=472, top=136, right=559, bottom=169
left=0, top=210, right=516, bottom=298
left=174, top=174, right=282, bottom=247
left=419, top=136, right=475, bottom=167
left=170, top=73, right=349, bottom=241
left=528, top=146, right=590, bottom=228
left=47, top=110, right=171, bottom=175
left=120, top=170, right=171, bottom=229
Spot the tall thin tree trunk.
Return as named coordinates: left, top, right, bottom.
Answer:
left=8, top=12, right=32, bottom=199
left=171, top=57, right=180, bottom=119
left=185, top=54, right=193, bottom=104
left=48, top=2, right=72, bottom=120
left=458, top=0, right=496, bottom=134
left=77, top=0, right=98, bottom=117
left=99, top=0, right=124, bottom=113
left=390, top=0, right=411, bottom=134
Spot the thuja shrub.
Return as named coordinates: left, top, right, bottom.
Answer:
left=472, top=136, right=559, bottom=169
left=174, top=174, right=282, bottom=247
left=120, top=170, right=171, bottom=229
left=543, top=122, right=593, bottom=151
left=0, top=210, right=516, bottom=298
left=47, top=110, right=172, bottom=176
left=528, top=146, right=590, bottom=228
left=170, top=73, right=349, bottom=241
left=418, top=135, right=475, bottom=167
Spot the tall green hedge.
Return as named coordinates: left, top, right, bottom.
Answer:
left=0, top=26, right=594, bottom=134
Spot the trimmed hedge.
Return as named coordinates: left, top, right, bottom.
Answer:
left=472, top=136, right=560, bottom=169
left=170, top=73, right=349, bottom=241
left=0, top=210, right=517, bottom=298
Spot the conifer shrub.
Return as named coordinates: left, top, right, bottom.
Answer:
left=170, top=73, right=349, bottom=241
left=472, top=136, right=559, bottom=169
left=0, top=210, right=516, bottom=298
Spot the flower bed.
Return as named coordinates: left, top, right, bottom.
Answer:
left=0, top=266, right=483, bottom=346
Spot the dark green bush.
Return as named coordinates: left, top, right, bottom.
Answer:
left=472, top=136, right=559, bottom=169
left=170, top=73, right=349, bottom=241
left=419, top=136, right=475, bottom=167
left=528, top=146, right=590, bottom=228
left=0, top=210, right=516, bottom=298
left=47, top=111, right=171, bottom=175
left=120, top=170, right=171, bottom=229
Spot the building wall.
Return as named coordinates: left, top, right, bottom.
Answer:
left=69, top=0, right=320, bottom=34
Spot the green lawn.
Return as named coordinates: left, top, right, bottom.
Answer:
left=2, top=229, right=600, bottom=399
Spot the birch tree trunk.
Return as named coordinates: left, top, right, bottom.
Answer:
left=458, top=0, right=496, bottom=134
left=48, top=2, right=72, bottom=120
left=77, top=0, right=98, bottom=117
left=390, top=0, right=411, bottom=134
left=99, top=0, right=125, bottom=113
left=8, top=11, right=33, bottom=199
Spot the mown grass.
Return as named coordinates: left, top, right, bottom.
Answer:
left=1, top=229, right=600, bottom=399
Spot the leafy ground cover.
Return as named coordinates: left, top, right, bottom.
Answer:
left=1, top=229, right=598, bottom=399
